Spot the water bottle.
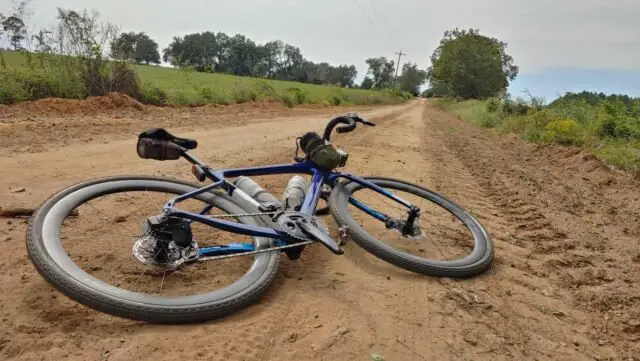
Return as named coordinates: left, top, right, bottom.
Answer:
left=234, top=176, right=283, bottom=207
left=282, top=175, right=307, bottom=211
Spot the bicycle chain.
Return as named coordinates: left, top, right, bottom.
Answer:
left=195, top=211, right=315, bottom=261
left=205, top=211, right=277, bottom=219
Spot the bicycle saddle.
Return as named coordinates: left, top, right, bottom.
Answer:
left=138, top=128, right=198, bottom=150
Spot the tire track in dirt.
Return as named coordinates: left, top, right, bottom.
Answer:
left=416, top=103, right=589, bottom=361
left=422, top=101, right=640, bottom=360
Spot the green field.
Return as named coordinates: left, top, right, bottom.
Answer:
left=0, top=51, right=411, bottom=106
left=435, top=97, right=640, bottom=176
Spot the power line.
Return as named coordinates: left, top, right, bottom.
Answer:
left=366, top=0, right=395, bottom=45
left=352, top=0, right=381, bottom=36
left=352, top=0, right=394, bottom=50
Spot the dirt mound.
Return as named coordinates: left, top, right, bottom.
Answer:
left=0, top=92, right=145, bottom=119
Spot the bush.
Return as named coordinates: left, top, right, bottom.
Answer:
left=486, top=97, right=501, bottom=113
left=256, top=80, right=277, bottom=98
left=502, top=99, right=530, bottom=116
left=279, top=94, right=296, bottom=108
left=542, top=119, right=583, bottom=145
left=597, top=116, right=640, bottom=139
left=479, top=111, right=501, bottom=128
left=82, top=59, right=141, bottom=98
left=0, top=71, right=31, bottom=103
left=0, top=68, right=86, bottom=104
left=234, top=88, right=259, bottom=104
left=199, top=86, right=215, bottom=101
left=285, top=87, right=308, bottom=105
left=140, top=85, right=168, bottom=105
left=594, top=140, right=640, bottom=176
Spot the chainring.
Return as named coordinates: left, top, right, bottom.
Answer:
left=277, top=212, right=329, bottom=242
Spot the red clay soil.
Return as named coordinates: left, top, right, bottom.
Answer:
left=0, top=98, right=638, bottom=361
left=0, top=92, right=145, bottom=118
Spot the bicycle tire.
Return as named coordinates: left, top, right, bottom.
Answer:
left=26, top=176, right=280, bottom=324
left=329, top=176, right=493, bottom=278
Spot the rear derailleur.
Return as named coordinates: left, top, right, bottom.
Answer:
left=132, top=215, right=199, bottom=269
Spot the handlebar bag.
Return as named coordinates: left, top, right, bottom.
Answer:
left=299, top=131, right=343, bottom=170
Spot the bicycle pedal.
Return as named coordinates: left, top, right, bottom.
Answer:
left=338, top=226, right=350, bottom=246
left=296, top=219, right=344, bottom=255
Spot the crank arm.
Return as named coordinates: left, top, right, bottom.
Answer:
left=297, top=219, right=344, bottom=255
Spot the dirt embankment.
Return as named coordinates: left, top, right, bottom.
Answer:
left=0, top=93, right=378, bottom=154
left=0, top=96, right=638, bottom=361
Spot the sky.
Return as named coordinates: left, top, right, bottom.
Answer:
left=3, top=0, right=640, bottom=102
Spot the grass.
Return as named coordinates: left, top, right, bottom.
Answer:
left=434, top=97, right=640, bottom=176
left=0, top=50, right=412, bottom=106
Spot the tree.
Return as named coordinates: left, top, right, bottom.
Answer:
left=111, top=32, right=160, bottom=64
left=361, top=77, right=374, bottom=90
left=133, top=33, right=160, bottom=64
left=365, top=57, right=395, bottom=89
left=398, top=62, right=427, bottom=96
left=163, top=31, right=219, bottom=71
left=0, top=0, right=33, bottom=50
left=110, top=32, right=137, bottom=59
left=259, top=40, right=284, bottom=78
left=55, top=8, right=119, bottom=57
left=426, top=28, right=518, bottom=99
left=2, top=15, right=26, bottom=49
left=32, top=28, right=52, bottom=52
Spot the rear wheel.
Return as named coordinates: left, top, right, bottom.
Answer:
left=26, top=176, right=280, bottom=324
left=329, top=177, right=493, bottom=278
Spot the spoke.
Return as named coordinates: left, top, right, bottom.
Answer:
left=132, top=247, right=164, bottom=292
left=369, top=190, right=408, bottom=219
left=159, top=271, right=166, bottom=294
left=84, top=201, right=141, bottom=239
left=429, top=232, right=449, bottom=260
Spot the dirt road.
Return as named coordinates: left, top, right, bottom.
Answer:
left=1, top=97, right=639, bottom=361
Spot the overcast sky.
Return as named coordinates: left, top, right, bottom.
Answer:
left=4, top=0, right=640, bottom=99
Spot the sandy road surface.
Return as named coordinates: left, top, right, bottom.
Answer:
left=1, top=98, right=639, bottom=361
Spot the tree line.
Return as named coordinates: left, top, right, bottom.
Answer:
left=548, top=91, right=640, bottom=109
left=0, top=2, right=427, bottom=96
left=110, top=31, right=426, bottom=95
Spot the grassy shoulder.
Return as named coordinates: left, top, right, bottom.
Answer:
left=0, top=51, right=411, bottom=107
left=433, top=97, right=640, bottom=176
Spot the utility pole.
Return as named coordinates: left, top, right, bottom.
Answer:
left=394, top=50, right=406, bottom=86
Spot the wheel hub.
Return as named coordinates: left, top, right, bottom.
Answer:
left=385, top=212, right=425, bottom=240
left=132, top=216, right=200, bottom=269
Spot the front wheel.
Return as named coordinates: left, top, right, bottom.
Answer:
left=329, top=177, right=493, bottom=278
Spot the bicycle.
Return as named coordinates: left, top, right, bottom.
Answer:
left=26, top=113, right=493, bottom=324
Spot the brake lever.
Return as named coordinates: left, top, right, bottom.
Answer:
left=345, top=113, right=375, bottom=127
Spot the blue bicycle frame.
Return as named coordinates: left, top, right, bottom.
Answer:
left=163, top=151, right=415, bottom=257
